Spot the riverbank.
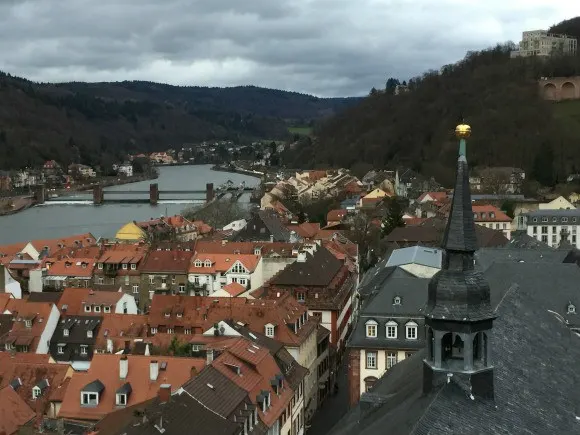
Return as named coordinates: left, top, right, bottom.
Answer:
left=0, top=196, right=35, bottom=216
left=54, top=172, right=158, bottom=196
left=211, top=164, right=264, bottom=179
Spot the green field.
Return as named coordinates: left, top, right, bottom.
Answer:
left=288, top=126, right=313, bottom=136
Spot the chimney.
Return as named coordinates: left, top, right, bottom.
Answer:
left=145, top=343, right=151, bottom=356
left=158, top=384, right=171, bottom=403
left=150, top=360, right=159, bottom=381
left=206, top=349, right=214, bottom=365
left=120, top=356, right=128, bottom=379
left=269, top=234, right=274, bottom=242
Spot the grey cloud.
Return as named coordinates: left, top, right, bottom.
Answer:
left=0, top=0, right=579, bottom=96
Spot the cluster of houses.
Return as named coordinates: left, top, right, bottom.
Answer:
left=0, top=204, right=361, bottom=433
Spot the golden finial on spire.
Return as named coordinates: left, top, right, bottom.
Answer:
left=455, top=123, right=471, bottom=139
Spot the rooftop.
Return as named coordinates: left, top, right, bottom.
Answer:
left=385, top=245, right=442, bottom=269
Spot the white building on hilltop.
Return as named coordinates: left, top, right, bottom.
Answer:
left=511, top=30, right=577, bottom=58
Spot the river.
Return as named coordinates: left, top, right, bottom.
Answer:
left=0, top=165, right=259, bottom=244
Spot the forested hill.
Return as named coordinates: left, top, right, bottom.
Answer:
left=0, top=72, right=359, bottom=170
left=287, top=33, right=580, bottom=187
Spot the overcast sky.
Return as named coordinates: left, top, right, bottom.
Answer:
left=1, top=1, right=580, bottom=97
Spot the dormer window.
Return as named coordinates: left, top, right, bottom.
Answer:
left=122, top=264, right=127, bottom=270
left=405, top=321, right=418, bottom=339
left=130, top=263, right=136, bottom=270
left=542, top=217, right=548, bottom=222
left=164, top=312, right=170, bottom=318
left=87, top=330, right=93, bottom=338
left=80, top=345, right=88, bottom=355
left=84, top=305, right=91, bottom=313
left=231, top=262, right=245, bottom=274
left=365, top=320, right=378, bottom=338
left=490, top=212, right=495, bottom=219
left=386, top=321, right=398, bottom=338
left=81, top=380, right=104, bottom=406
left=552, top=217, right=558, bottom=222
left=104, top=306, right=111, bottom=313
left=194, top=260, right=202, bottom=267
left=25, top=319, right=32, bottom=328
left=568, top=303, right=576, bottom=314
left=265, top=324, right=275, bottom=337
left=151, top=327, right=157, bottom=334
left=94, top=305, right=101, bottom=313
left=473, top=212, right=477, bottom=219
left=481, top=212, right=486, bottom=219
left=57, top=344, right=65, bottom=354
left=116, top=393, right=127, bottom=406
left=32, top=386, right=41, bottom=399
left=393, top=296, right=401, bottom=305
left=98, top=263, right=103, bottom=269
left=63, top=329, right=69, bottom=337
left=81, top=263, right=87, bottom=269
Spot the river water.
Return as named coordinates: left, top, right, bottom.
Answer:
left=0, top=165, right=259, bottom=244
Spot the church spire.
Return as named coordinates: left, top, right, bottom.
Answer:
left=423, top=124, right=496, bottom=399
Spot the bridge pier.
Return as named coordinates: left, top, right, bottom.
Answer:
left=93, top=185, right=104, bottom=205
left=34, top=186, right=46, bottom=204
left=150, top=183, right=159, bottom=205
left=206, top=183, right=214, bottom=203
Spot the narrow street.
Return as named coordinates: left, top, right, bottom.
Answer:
left=306, top=355, right=349, bottom=435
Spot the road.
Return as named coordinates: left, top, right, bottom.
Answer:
left=306, top=356, right=349, bottom=435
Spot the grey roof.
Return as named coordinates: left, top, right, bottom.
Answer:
left=83, top=379, right=105, bottom=393
left=332, top=286, right=580, bottom=435
left=271, top=246, right=342, bottom=287
left=182, top=366, right=249, bottom=419
left=10, top=378, right=22, bottom=390
left=441, top=156, right=478, bottom=252
left=386, top=245, right=442, bottom=269
left=116, top=382, right=132, bottom=395
left=505, top=231, right=553, bottom=250
left=475, top=247, right=569, bottom=271
left=35, top=378, right=50, bottom=391
left=525, top=208, right=580, bottom=217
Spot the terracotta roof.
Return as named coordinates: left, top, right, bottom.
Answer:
left=58, top=354, right=205, bottom=421
left=327, top=209, right=348, bottom=223
left=0, top=386, right=36, bottom=434
left=146, top=333, right=240, bottom=353
left=194, top=241, right=302, bottom=258
left=57, top=288, right=126, bottom=316
left=0, top=242, right=27, bottom=258
left=45, top=258, right=95, bottom=278
left=189, top=253, right=260, bottom=274
left=50, top=246, right=102, bottom=260
left=0, top=353, right=71, bottom=408
left=222, top=282, right=246, bottom=297
left=0, top=293, right=14, bottom=312
left=286, top=222, right=321, bottom=239
left=403, top=217, right=428, bottom=226
left=417, top=191, right=448, bottom=202
left=94, top=314, right=149, bottom=351
left=97, top=244, right=148, bottom=265
left=140, top=249, right=194, bottom=273
left=147, top=294, right=311, bottom=347
left=472, top=205, right=512, bottom=222
left=191, top=220, right=213, bottom=235
left=212, top=337, right=293, bottom=427
left=0, top=300, right=56, bottom=352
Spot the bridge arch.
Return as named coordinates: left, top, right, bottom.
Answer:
left=543, top=83, right=557, bottom=100
left=561, top=82, right=577, bottom=100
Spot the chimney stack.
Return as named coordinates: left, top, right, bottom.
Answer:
left=120, top=356, right=128, bottom=379
left=206, top=349, right=214, bottom=365
left=150, top=360, right=159, bottom=381
left=158, top=384, right=171, bottom=403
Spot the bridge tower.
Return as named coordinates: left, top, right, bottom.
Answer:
left=206, top=183, right=214, bottom=203
left=150, top=183, right=159, bottom=205
left=93, top=185, right=104, bottom=205
left=34, top=186, right=46, bottom=204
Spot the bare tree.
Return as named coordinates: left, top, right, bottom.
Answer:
left=182, top=198, right=246, bottom=229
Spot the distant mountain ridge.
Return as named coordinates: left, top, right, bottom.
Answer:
left=0, top=71, right=360, bottom=171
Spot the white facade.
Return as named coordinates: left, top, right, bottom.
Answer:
left=2, top=266, right=22, bottom=299
left=358, top=349, right=414, bottom=396
left=223, top=219, right=247, bottom=232
left=188, top=258, right=262, bottom=294
left=114, top=293, right=139, bottom=315
left=36, top=304, right=61, bottom=354
left=117, top=163, right=133, bottom=177
left=524, top=210, right=580, bottom=248
left=538, top=196, right=576, bottom=210
left=511, top=30, right=577, bottom=58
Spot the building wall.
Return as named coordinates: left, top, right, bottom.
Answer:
left=356, top=349, right=414, bottom=402
left=475, top=221, right=512, bottom=240
left=539, top=77, right=580, bottom=101
left=399, top=264, right=440, bottom=278
left=36, top=305, right=61, bottom=354
left=347, top=349, right=360, bottom=408
left=538, top=196, right=576, bottom=210
left=115, top=294, right=138, bottom=315
left=257, top=258, right=296, bottom=289
left=527, top=224, right=580, bottom=248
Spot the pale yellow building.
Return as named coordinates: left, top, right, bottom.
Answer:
left=511, top=30, right=577, bottom=58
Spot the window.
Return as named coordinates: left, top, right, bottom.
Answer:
left=25, top=320, right=32, bottom=328
left=386, top=352, right=398, bottom=369
left=231, top=262, right=245, bottom=274
left=405, top=351, right=414, bottom=359
left=502, top=223, right=507, bottom=229
left=542, top=235, right=548, bottom=243
left=161, top=277, right=167, bottom=284
left=122, top=264, right=127, bottom=270
left=194, top=260, right=202, bottom=267
left=532, top=217, right=538, bottom=223
left=552, top=226, right=557, bottom=233
left=63, top=329, right=69, bottom=337
left=151, top=327, right=157, bottom=334
left=80, top=345, right=88, bottom=355
left=541, top=226, right=548, bottom=234
left=405, top=322, right=418, bottom=340
left=393, top=296, right=401, bottom=305
left=568, top=304, right=576, bottom=314
left=386, top=321, right=398, bottom=338
left=179, top=284, right=185, bottom=293
left=490, top=212, right=495, bottom=219
left=184, top=328, right=191, bottom=334
left=149, top=275, right=154, bottom=284
left=364, top=377, right=377, bottom=393
left=84, top=305, right=91, bottom=313
left=98, top=263, right=103, bottom=269
left=116, top=394, right=127, bottom=406
left=204, top=260, right=211, bottom=267
left=265, top=325, right=275, bottom=337
left=365, top=320, right=378, bottom=338
left=125, top=276, right=130, bottom=285
left=532, top=226, right=537, bottom=234
left=239, top=278, right=247, bottom=286
left=296, top=291, right=305, bottom=302
left=81, top=392, right=99, bottom=406
left=32, top=387, right=41, bottom=399
left=57, top=344, right=65, bottom=354
left=167, top=328, right=174, bottom=334
left=542, top=217, right=548, bottom=223
left=132, top=285, right=139, bottom=294
left=87, top=330, right=93, bottom=338
left=131, top=263, right=137, bottom=270
left=481, top=212, right=486, bottom=219
left=192, top=344, right=201, bottom=352
left=97, top=276, right=104, bottom=284
left=94, top=305, right=101, bottom=313
left=563, top=217, right=569, bottom=223
left=553, top=217, right=558, bottom=222
left=366, top=351, right=377, bottom=369
left=171, top=276, right=176, bottom=285
left=552, top=235, right=557, bottom=244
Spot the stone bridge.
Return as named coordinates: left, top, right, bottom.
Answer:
left=539, top=76, right=580, bottom=101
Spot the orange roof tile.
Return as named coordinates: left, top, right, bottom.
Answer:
left=94, top=314, right=148, bottom=351
left=1, top=300, right=56, bottom=352
left=140, top=249, right=194, bottom=273
left=31, top=233, right=97, bottom=255
left=45, top=258, right=95, bottom=278
left=0, top=386, right=36, bottom=434
left=57, top=288, right=127, bottom=316
left=472, top=205, right=512, bottom=222
left=417, top=191, right=448, bottom=202
left=222, top=282, right=246, bottom=297
left=189, top=253, right=260, bottom=274
left=97, top=244, right=148, bottom=265
left=0, top=293, right=14, bottom=312
left=286, top=223, right=321, bottom=239
left=191, top=220, right=213, bottom=235
left=58, top=354, right=205, bottom=422
left=326, top=209, right=348, bottom=223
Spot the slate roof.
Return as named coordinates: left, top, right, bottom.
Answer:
left=335, top=285, right=580, bottom=434
left=474, top=247, right=569, bottom=272
left=271, top=246, right=343, bottom=287
left=49, top=315, right=101, bottom=362
left=386, top=245, right=442, bottom=269
left=505, top=230, right=552, bottom=249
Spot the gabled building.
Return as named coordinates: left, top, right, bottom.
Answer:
left=93, top=314, right=149, bottom=354
left=49, top=315, right=102, bottom=370
left=385, top=245, right=441, bottom=278
left=232, top=210, right=295, bottom=242
left=56, top=288, right=138, bottom=317
left=471, top=204, right=512, bottom=240
left=139, top=248, right=194, bottom=310
left=0, top=386, right=36, bottom=435
left=57, top=354, right=205, bottom=425
left=188, top=253, right=261, bottom=295
left=40, top=257, right=96, bottom=290
left=93, top=244, right=147, bottom=298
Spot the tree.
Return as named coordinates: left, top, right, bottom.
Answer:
left=381, top=197, right=405, bottom=237
left=385, top=78, right=400, bottom=94
left=168, top=336, right=191, bottom=356
left=531, top=143, right=555, bottom=187
left=182, top=198, right=246, bottom=229
left=346, top=211, right=383, bottom=271
left=501, top=200, right=516, bottom=219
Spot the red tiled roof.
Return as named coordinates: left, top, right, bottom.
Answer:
left=191, top=220, right=213, bottom=235
left=222, top=282, right=246, bottom=297
left=97, top=244, right=148, bottom=265
left=58, top=354, right=205, bottom=421
left=403, top=217, right=428, bottom=226
left=94, top=314, right=149, bottom=351
left=0, top=293, right=14, bottom=312
left=1, top=300, right=56, bottom=352
left=417, top=191, right=448, bottom=202
left=326, top=209, right=347, bottom=223
left=472, top=205, right=512, bottom=222
left=189, top=253, right=260, bottom=274
left=57, top=288, right=126, bottom=316
left=140, top=249, right=194, bottom=273
left=0, top=386, right=36, bottom=434
left=44, top=258, right=95, bottom=278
